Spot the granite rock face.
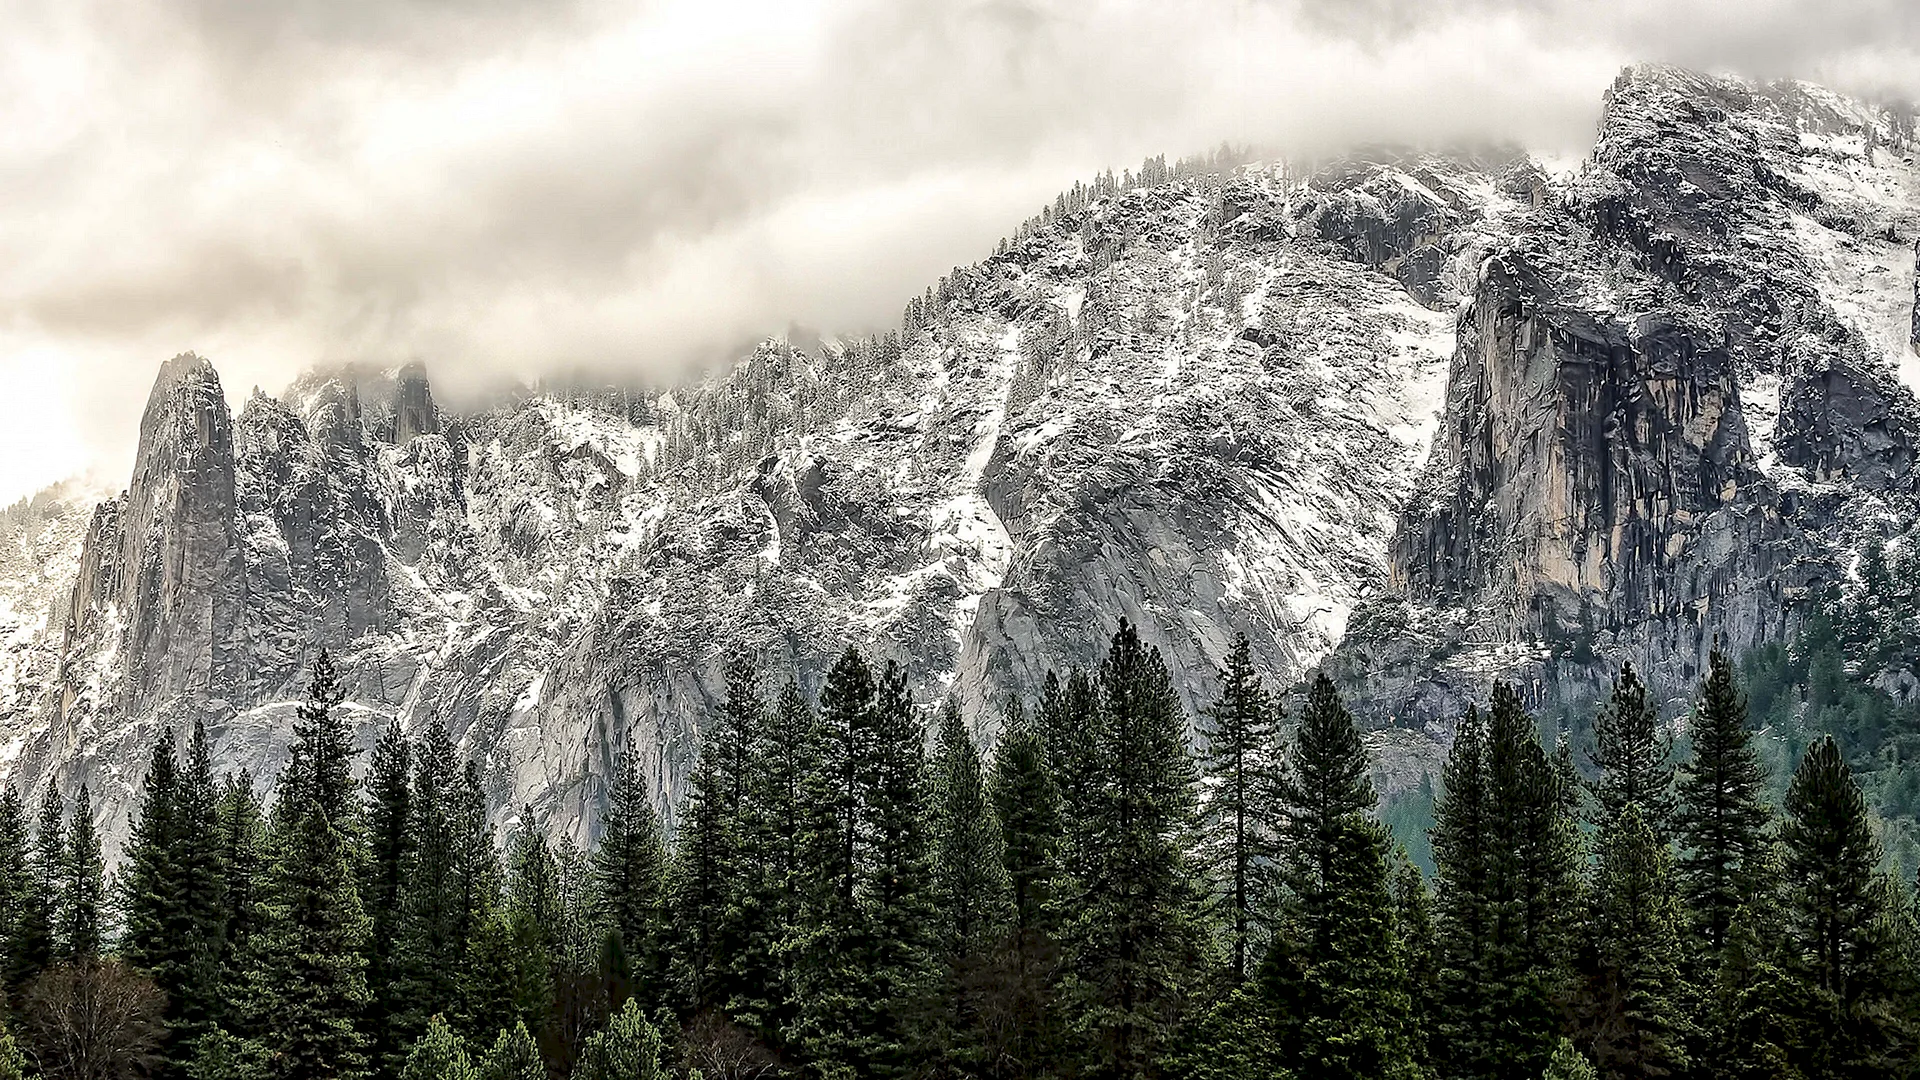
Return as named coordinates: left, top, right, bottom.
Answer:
left=1337, top=66, right=1920, bottom=725
left=3, top=66, right=1920, bottom=854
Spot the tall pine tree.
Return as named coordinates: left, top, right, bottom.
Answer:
left=1581, top=805, right=1688, bottom=1080
left=1673, top=648, right=1769, bottom=958
left=590, top=740, right=669, bottom=1015
left=1269, top=673, right=1418, bottom=1080
left=1589, top=664, right=1674, bottom=834
left=1198, top=636, right=1283, bottom=985
left=1780, top=736, right=1906, bottom=1074
left=362, top=720, right=414, bottom=1071
left=60, top=785, right=102, bottom=962
left=1062, top=622, right=1207, bottom=1079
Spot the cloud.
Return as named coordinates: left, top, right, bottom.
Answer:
left=0, top=0, right=1914, bottom=502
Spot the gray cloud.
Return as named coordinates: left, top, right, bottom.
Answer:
left=0, top=0, right=1914, bottom=501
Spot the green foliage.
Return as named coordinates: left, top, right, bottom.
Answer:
left=8, top=788, right=62, bottom=993
left=1266, top=674, right=1417, bottom=1080
left=1580, top=805, right=1689, bottom=1080
left=60, top=786, right=103, bottom=963
left=93, top=620, right=1920, bottom=1080
left=1158, top=985, right=1289, bottom=1080
left=1432, top=685, right=1582, bottom=1080
left=929, top=698, right=1011, bottom=1073
left=733, top=678, right=828, bottom=1038
left=122, top=722, right=228, bottom=1074
left=394, top=724, right=498, bottom=1050
left=1061, top=621, right=1209, bottom=1080
left=1778, top=737, right=1910, bottom=1071
left=399, top=1016, right=476, bottom=1080
left=0, top=1020, right=30, bottom=1080
left=574, top=999, right=663, bottom=1080
left=476, top=1022, right=543, bottom=1080
left=1543, top=1037, right=1597, bottom=1080
left=590, top=739, right=669, bottom=1016
left=187, top=1028, right=272, bottom=1080
left=211, top=776, right=268, bottom=1038
left=987, top=698, right=1068, bottom=1077
left=1674, top=648, right=1771, bottom=959
left=674, top=656, right=760, bottom=1016
left=1589, top=664, right=1675, bottom=835
left=363, top=720, right=414, bottom=1069
left=257, top=795, right=373, bottom=1080
left=1197, top=635, right=1284, bottom=984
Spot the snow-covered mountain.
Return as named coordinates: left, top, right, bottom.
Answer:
left=5, top=65, right=1919, bottom=856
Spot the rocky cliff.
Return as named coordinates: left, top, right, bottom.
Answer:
left=3, top=65, right=1918, bottom=855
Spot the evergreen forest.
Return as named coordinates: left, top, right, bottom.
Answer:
left=0, top=623, right=1912, bottom=1080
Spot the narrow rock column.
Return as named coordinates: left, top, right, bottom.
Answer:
left=1911, top=240, right=1919, bottom=356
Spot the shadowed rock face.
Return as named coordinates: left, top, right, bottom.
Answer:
left=5, top=65, right=1920, bottom=856
left=1338, top=65, right=1920, bottom=727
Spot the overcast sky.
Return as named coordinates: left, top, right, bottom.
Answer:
left=1, top=0, right=1916, bottom=504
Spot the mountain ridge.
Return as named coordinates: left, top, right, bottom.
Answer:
left=5, top=64, right=1919, bottom=859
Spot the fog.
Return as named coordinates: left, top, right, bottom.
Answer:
left=1, top=0, right=1915, bottom=502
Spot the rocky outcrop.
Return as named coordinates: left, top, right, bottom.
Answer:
left=393, top=363, right=438, bottom=445
left=1345, top=65, right=1920, bottom=722
left=1911, top=240, right=1919, bottom=357
left=63, top=356, right=246, bottom=721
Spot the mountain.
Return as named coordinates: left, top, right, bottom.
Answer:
left=4, top=64, right=1917, bottom=857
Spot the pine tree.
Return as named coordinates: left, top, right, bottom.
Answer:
left=363, top=720, right=414, bottom=1069
left=1295, top=818, right=1421, bottom=1080
left=673, top=656, right=760, bottom=1015
left=735, top=678, right=827, bottom=1039
left=60, top=785, right=103, bottom=962
left=1433, top=686, right=1582, bottom=1080
left=1589, top=664, right=1674, bottom=835
left=400, top=1015, right=476, bottom=1080
left=1062, top=621, right=1207, bottom=1079
left=0, top=1020, right=27, bottom=1080
left=1582, top=805, right=1688, bottom=1080
left=212, top=776, right=268, bottom=1038
left=858, top=661, right=937, bottom=1077
left=477, top=1021, right=543, bottom=1080
left=590, top=740, right=669, bottom=1017
left=451, top=762, right=506, bottom=1045
left=574, top=999, right=663, bottom=1080
left=1390, top=848, right=1437, bottom=1064
left=1275, top=672, right=1375, bottom=933
left=1545, top=1038, right=1598, bottom=1080
left=393, top=722, right=479, bottom=1051
left=500, top=820, right=562, bottom=1044
left=992, top=699, right=1063, bottom=940
left=1430, top=705, right=1491, bottom=1080
left=932, top=700, right=1010, bottom=966
left=1674, top=647, right=1770, bottom=957
left=122, top=727, right=183, bottom=974
left=1702, top=858, right=1807, bottom=1080
left=176, top=722, right=229, bottom=1038
left=792, top=647, right=877, bottom=1072
left=1268, top=675, right=1417, bottom=1080
left=124, top=724, right=226, bottom=1074
left=9, top=786, right=62, bottom=992
left=1198, top=635, right=1283, bottom=984
left=988, top=698, right=1067, bottom=1075
left=1038, top=670, right=1100, bottom=889
left=1779, top=736, right=1905, bottom=1072
left=0, top=790, right=25, bottom=994
left=257, top=794, right=373, bottom=1080
left=189, top=1028, right=274, bottom=1080
left=281, top=650, right=359, bottom=831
